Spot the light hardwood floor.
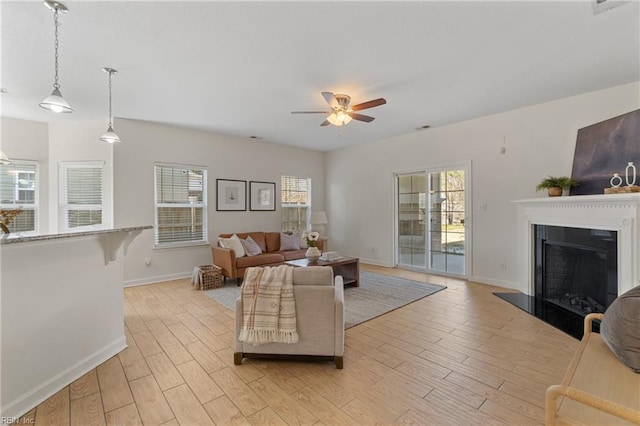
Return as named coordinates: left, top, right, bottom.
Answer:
left=20, top=264, right=579, bottom=425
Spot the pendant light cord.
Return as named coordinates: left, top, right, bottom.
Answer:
left=53, top=8, right=60, bottom=90
left=108, top=71, right=113, bottom=127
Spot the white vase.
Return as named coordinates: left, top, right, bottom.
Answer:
left=305, top=246, right=321, bottom=261
left=611, top=173, right=623, bottom=188
left=625, top=162, right=636, bottom=186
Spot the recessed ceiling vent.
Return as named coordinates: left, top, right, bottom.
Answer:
left=592, top=0, right=629, bottom=15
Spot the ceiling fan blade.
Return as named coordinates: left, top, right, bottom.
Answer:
left=347, top=112, right=375, bottom=123
left=321, top=92, right=339, bottom=109
left=350, top=98, right=387, bottom=111
left=320, top=119, right=331, bottom=126
left=291, top=111, right=330, bottom=114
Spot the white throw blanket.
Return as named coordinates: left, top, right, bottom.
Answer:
left=238, top=265, right=299, bottom=345
left=191, top=266, right=203, bottom=289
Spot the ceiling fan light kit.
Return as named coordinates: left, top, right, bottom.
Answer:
left=40, top=0, right=73, bottom=113
left=292, top=91, right=387, bottom=127
left=327, top=110, right=352, bottom=126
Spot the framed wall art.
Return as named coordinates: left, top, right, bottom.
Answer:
left=570, top=109, right=640, bottom=195
left=216, top=179, right=246, bottom=211
left=249, top=181, right=276, bottom=211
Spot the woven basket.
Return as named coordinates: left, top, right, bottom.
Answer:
left=198, top=265, right=222, bottom=290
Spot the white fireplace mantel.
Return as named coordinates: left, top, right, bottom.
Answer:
left=513, top=193, right=640, bottom=297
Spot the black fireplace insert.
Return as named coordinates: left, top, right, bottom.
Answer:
left=496, top=225, right=617, bottom=339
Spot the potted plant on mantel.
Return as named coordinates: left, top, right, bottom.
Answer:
left=536, top=176, right=579, bottom=197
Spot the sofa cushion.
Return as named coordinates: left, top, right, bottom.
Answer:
left=280, top=232, right=301, bottom=250
left=218, top=235, right=245, bottom=257
left=236, top=253, right=285, bottom=269
left=293, top=266, right=333, bottom=286
left=241, top=236, right=263, bottom=257
left=265, top=232, right=280, bottom=253
left=600, top=285, right=640, bottom=372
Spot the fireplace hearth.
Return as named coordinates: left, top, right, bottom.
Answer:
left=494, top=291, right=592, bottom=339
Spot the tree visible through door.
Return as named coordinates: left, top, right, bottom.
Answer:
left=428, top=170, right=465, bottom=275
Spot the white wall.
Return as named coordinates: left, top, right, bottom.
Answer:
left=47, top=121, right=114, bottom=232
left=0, top=118, right=50, bottom=234
left=0, top=118, right=113, bottom=235
left=325, top=82, right=640, bottom=290
left=113, top=119, right=325, bottom=286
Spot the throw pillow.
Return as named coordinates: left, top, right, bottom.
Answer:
left=241, top=235, right=262, bottom=257
left=230, top=234, right=246, bottom=257
left=280, top=232, right=301, bottom=251
left=218, top=235, right=245, bottom=258
left=600, top=285, right=640, bottom=373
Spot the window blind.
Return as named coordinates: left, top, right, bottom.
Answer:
left=58, top=162, right=103, bottom=231
left=281, top=175, right=310, bottom=232
left=154, top=163, right=207, bottom=247
left=0, top=161, right=38, bottom=233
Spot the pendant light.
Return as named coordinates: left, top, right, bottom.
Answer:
left=40, top=1, right=72, bottom=113
left=99, top=68, right=121, bottom=143
left=0, top=150, right=11, bottom=165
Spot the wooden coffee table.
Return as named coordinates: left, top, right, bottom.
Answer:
left=285, top=256, right=360, bottom=287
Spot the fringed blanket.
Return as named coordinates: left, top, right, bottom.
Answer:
left=238, top=265, right=299, bottom=346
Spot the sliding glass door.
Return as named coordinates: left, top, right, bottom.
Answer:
left=396, top=173, right=426, bottom=269
left=395, top=165, right=468, bottom=277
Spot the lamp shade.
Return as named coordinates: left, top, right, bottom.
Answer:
left=40, top=87, right=73, bottom=113
left=311, top=211, right=328, bottom=225
left=100, top=125, right=121, bottom=144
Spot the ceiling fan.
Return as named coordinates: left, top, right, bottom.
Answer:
left=291, top=92, right=387, bottom=127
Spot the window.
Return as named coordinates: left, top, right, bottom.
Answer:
left=154, top=163, right=207, bottom=248
left=59, top=161, right=104, bottom=232
left=281, top=175, right=310, bottom=232
left=0, top=161, right=38, bottom=234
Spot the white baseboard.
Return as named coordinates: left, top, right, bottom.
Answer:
left=2, top=337, right=127, bottom=419
left=124, top=272, right=191, bottom=287
left=469, top=274, right=520, bottom=291
left=358, top=258, right=394, bottom=267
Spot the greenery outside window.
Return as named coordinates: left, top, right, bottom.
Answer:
left=154, top=163, right=208, bottom=248
left=59, top=161, right=103, bottom=232
left=281, top=175, right=310, bottom=232
left=0, top=160, right=38, bottom=234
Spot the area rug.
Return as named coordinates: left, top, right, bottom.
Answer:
left=204, top=271, right=446, bottom=328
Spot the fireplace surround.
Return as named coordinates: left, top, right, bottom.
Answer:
left=515, top=193, right=640, bottom=297
left=499, top=194, right=640, bottom=338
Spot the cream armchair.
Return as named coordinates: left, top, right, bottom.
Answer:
left=233, top=266, right=345, bottom=369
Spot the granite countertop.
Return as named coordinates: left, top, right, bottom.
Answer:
left=0, top=225, right=153, bottom=245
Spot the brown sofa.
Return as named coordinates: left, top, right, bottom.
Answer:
left=212, top=232, right=324, bottom=281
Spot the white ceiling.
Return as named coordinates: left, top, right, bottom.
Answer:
left=2, top=1, right=639, bottom=152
